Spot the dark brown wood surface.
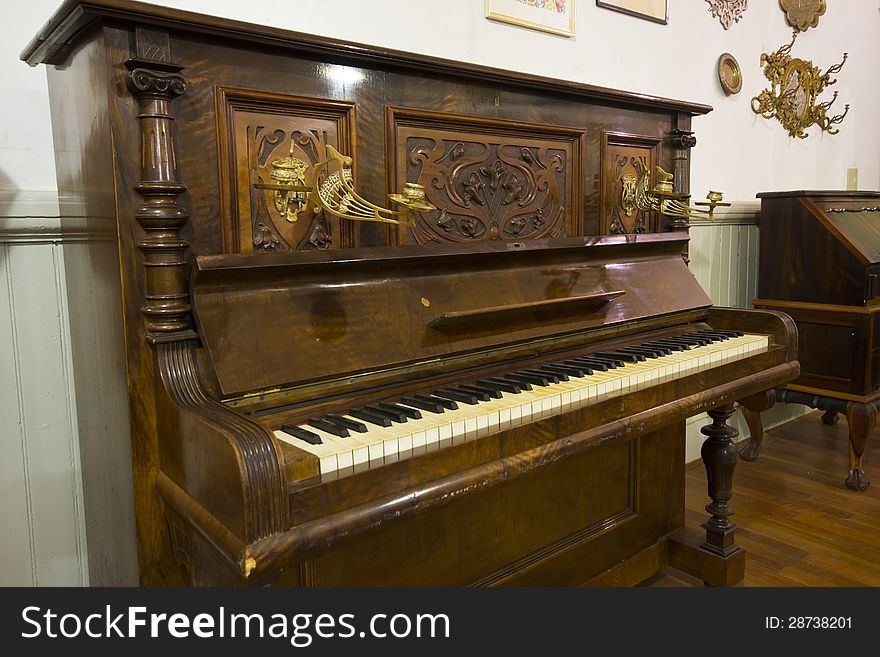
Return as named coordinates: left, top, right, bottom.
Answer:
left=753, top=191, right=880, bottom=490
left=647, top=411, right=880, bottom=586
left=26, top=1, right=801, bottom=588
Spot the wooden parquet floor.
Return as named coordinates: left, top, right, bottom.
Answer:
left=645, top=410, right=880, bottom=586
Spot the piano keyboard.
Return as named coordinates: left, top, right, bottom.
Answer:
left=274, top=330, right=769, bottom=478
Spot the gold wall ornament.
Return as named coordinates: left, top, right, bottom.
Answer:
left=620, top=166, right=729, bottom=223
left=779, top=0, right=825, bottom=32
left=254, top=145, right=435, bottom=227
left=751, top=32, right=848, bottom=139
left=706, top=0, right=748, bottom=30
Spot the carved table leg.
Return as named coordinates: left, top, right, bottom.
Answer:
left=844, top=402, right=875, bottom=491
left=737, top=390, right=776, bottom=462
left=821, top=410, right=839, bottom=425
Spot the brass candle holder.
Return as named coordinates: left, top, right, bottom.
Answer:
left=621, top=166, right=729, bottom=223
left=254, top=144, right=435, bottom=227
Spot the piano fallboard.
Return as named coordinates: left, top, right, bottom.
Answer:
left=192, top=233, right=711, bottom=403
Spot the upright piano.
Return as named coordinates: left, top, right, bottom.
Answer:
left=740, top=190, right=880, bottom=491
left=24, top=0, right=798, bottom=585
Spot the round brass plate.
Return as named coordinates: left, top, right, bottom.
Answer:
left=718, top=52, right=742, bottom=95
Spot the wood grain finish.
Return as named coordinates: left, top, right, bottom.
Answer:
left=647, top=411, right=880, bottom=587
left=25, top=1, right=803, bottom=588
left=215, top=87, right=356, bottom=252
left=386, top=108, right=585, bottom=244
left=750, top=191, right=880, bottom=490
left=600, top=131, right=661, bottom=235
left=191, top=234, right=707, bottom=398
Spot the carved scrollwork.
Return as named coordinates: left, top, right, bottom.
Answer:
left=247, top=125, right=338, bottom=251
left=406, top=138, right=567, bottom=243
left=669, top=129, right=697, bottom=149
left=126, top=68, right=186, bottom=98
left=705, top=0, right=748, bottom=30
left=604, top=145, right=655, bottom=236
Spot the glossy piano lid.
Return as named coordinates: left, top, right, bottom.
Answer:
left=191, top=233, right=712, bottom=401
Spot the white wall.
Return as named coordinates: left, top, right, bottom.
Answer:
left=4, top=0, right=879, bottom=197
left=0, top=196, right=89, bottom=585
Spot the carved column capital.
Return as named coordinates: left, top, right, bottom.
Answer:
left=669, top=129, right=697, bottom=150
left=126, top=68, right=187, bottom=99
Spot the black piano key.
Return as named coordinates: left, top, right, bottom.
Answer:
left=663, top=336, right=708, bottom=347
left=686, top=331, right=724, bottom=342
left=479, top=378, right=522, bottom=394
left=607, top=350, right=646, bottom=362
left=535, top=366, right=570, bottom=381
left=435, top=388, right=480, bottom=405
left=678, top=334, right=713, bottom=346
left=324, top=414, right=368, bottom=433
left=372, top=402, right=421, bottom=421
left=566, top=357, right=609, bottom=371
left=522, top=369, right=560, bottom=384
left=383, top=401, right=422, bottom=420
left=496, top=376, right=533, bottom=391
left=618, top=346, right=662, bottom=358
left=546, top=363, right=589, bottom=377
left=280, top=424, right=323, bottom=445
left=633, top=344, right=672, bottom=357
left=540, top=364, right=582, bottom=378
left=653, top=338, right=695, bottom=349
left=452, top=385, right=491, bottom=402
left=593, top=352, right=634, bottom=365
left=418, top=394, right=459, bottom=410
left=306, top=418, right=350, bottom=438
left=349, top=407, right=393, bottom=427
left=507, top=372, right=552, bottom=387
left=459, top=383, right=503, bottom=399
left=695, top=329, right=740, bottom=340
left=558, top=361, right=594, bottom=375
left=640, top=341, right=678, bottom=353
left=400, top=396, right=445, bottom=414
left=363, top=405, right=408, bottom=423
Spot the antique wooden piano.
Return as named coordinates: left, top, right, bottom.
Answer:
left=740, top=190, right=880, bottom=491
left=24, top=0, right=798, bottom=586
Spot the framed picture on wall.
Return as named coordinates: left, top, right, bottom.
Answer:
left=485, top=0, right=576, bottom=37
left=596, top=0, right=668, bottom=25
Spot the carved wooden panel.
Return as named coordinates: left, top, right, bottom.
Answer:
left=386, top=108, right=586, bottom=245
left=215, top=87, right=356, bottom=253
left=600, top=131, right=662, bottom=235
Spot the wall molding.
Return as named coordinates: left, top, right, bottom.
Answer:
left=0, top=191, right=100, bottom=243
left=693, top=199, right=760, bottom=226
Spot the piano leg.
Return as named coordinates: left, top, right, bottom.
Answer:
left=844, top=402, right=875, bottom=492
left=737, top=390, right=776, bottom=462
left=667, top=404, right=745, bottom=586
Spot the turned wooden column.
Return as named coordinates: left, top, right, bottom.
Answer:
left=126, top=60, right=197, bottom=343
left=700, top=404, right=741, bottom=559
left=667, top=114, right=696, bottom=263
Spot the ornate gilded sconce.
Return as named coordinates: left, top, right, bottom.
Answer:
left=621, top=166, right=729, bottom=223
left=254, top=144, right=435, bottom=227
left=751, top=32, right=848, bottom=139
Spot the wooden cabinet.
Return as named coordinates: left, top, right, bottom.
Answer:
left=740, top=191, right=880, bottom=490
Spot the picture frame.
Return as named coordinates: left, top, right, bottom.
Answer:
left=596, top=0, right=668, bottom=25
left=485, top=0, right=576, bottom=38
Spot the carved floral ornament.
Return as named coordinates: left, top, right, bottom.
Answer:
left=779, top=0, right=825, bottom=31
left=705, top=0, right=748, bottom=30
